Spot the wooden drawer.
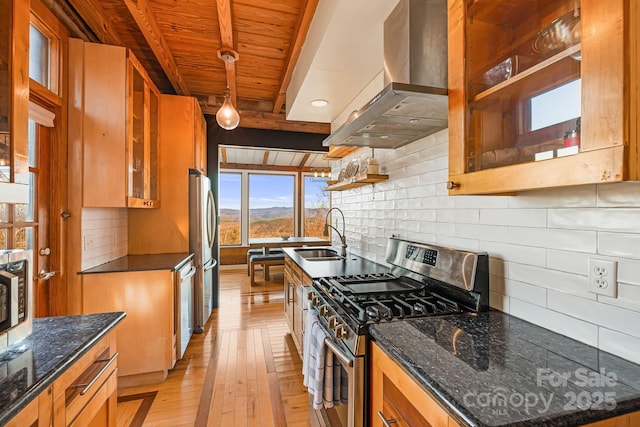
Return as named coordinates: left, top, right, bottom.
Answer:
left=68, top=368, right=117, bottom=427
left=53, top=332, right=117, bottom=426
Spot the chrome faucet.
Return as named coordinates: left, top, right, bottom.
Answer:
left=323, top=207, right=347, bottom=257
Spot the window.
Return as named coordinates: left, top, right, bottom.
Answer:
left=29, top=23, right=50, bottom=88
left=303, top=175, right=329, bottom=237
left=249, top=174, right=294, bottom=238
left=219, top=173, right=241, bottom=245
left=218, top=168, right=330, bottom=246
left=530, top=79, right=581, bottom=131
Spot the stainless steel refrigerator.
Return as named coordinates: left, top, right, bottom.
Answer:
left=189, top=169, right=218, bottom=333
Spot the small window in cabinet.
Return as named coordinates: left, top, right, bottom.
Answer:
left=464, top=0, right=582, bottom=172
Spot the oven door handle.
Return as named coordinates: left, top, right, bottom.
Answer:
left=324, top=337, right=354, bottom=368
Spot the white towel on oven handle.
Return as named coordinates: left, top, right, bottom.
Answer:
left=323, top=350, right=342, bottom=408
left=303, top=312, right=329, bottom=409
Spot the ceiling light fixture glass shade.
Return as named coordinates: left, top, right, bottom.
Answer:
left=216, top=88, right=240, bottom=130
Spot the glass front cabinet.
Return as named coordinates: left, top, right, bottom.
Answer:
left=0, top=0, right=29, bottom=203
left=447, top=0, right=639, bottom=194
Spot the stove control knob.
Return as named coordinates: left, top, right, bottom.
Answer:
left=312, top=296, right=321, bottom=307
left=328, top=316, right=338, bottom=329
left=319, top=304, right=329, bottom=316
left=307, top=291, right=314, bottom=301
left=334, top=324, right=347, bottom=339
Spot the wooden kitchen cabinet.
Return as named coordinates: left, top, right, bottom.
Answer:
left=128, top=95, right=207, bottom=254
left=6, top=332, right=118, bottom=427
left=371, top=342, right=461, bottom=427
left=82, top=270, right=175, bottom=387
left=284, top=255, right=312, bottom=356
left=0, top=0, right=29, bottom=204
left=447, top=0, right=640, bottom=194
left=69, top=39, right=160, bottom=208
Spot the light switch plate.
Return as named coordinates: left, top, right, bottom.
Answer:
left=588, top=258, right=618, bottom=298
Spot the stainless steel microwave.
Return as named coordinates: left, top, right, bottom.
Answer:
left=0, top=250, right=33, bottom=350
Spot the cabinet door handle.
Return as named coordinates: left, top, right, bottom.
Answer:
left=74, top=352, right=118, bottom=395
left=377, top=411, right=397, bottom=427
left=287, top=282, right=295, bottom=303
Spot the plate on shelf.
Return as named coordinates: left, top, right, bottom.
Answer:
left=337, top=168, right=346, bottom=182
left=345, top=159, right=360, bottom=179
left=359, top=157, right=370, bottom=176
left=532, top=10, right=581, bottom=56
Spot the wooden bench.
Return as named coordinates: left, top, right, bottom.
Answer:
left=247, top=248, right=283, bottom=275
left=249, top=253, right=285, bottom=286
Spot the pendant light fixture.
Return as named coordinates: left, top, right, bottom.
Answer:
left=216, top=50, right=240, bottom=130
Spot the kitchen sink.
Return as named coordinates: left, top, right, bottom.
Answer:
left=294, top=248, right=344, bottom=261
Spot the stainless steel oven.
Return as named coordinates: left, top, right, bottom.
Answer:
left=0, top=250, right=33, bottom=350
left=306, top=238, right=489, bottom=427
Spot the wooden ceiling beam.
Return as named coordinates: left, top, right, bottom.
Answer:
left=220, top=162, right=315, bottom=173
left=273, top=0, right=320, bottom=113
left=298, top=153, right=311, bottom=168
left=221, top=147, right=228, bottom=164
left=262, top=151, right=270, bottom=166
left=124, top=0, right=191, bottom=95
left=200, top=104, right=330, bottom=134
left=67, top=0, right=123, bottom=46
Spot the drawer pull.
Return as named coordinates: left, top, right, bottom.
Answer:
left=74, top=352, right=118, bottom=396
left=377, top=411, right=397, bottom=427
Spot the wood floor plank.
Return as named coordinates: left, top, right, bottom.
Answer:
left=116, top=268, right=311, bottom=427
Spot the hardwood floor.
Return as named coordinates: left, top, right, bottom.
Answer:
left=117, top=267, right=312, bottom=427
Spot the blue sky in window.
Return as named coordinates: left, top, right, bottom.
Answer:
left=219, top=173, right=329, bottom=210
left=249, top=174, right=294, bottom=208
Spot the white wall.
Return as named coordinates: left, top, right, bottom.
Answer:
left=330, top=129, right=640, bottom=364
left=80, top=208, right=128, bottom=270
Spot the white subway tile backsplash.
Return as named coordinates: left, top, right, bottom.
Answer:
left=509, top=298, right=599, bottom=346
left=547, top=290, right=640, bottom=339
left=546, top=249, right=589, bottom=275
left=436, top=209, right=479, bottom=224
left=509, top=263, right=594, bottom=299
left=480, top=209, right=547, bottom=227
left=549, top=208, right=640, bottom=232
left=509, top=185, right=597, bottom=208
left=508, top=227, right=596, bottom=253
left=598, top=328, right=640, bottom=365
left=480, top=242, right=546, bottom=267
left=598, top=232, right=640, bottom=260
left=597, top=182, right=640, bottom=207
left=333, top=130, right=640, bottom=363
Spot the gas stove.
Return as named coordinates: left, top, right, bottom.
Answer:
left=306, top=238, right=489, bottom=427
left=310, top=238, right=489, bottom=351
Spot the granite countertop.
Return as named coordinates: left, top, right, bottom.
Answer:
left=0, top=312, right=126, bottom=425
left=370, top=311, right=640, bottom=427
left=282, top=246, right=389, bottom=278
left=79, top=252, right=193, bottom=274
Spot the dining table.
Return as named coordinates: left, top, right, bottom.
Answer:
left=248, top=236, right=330, bottom=254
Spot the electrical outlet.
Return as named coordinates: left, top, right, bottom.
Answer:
left=588, top=258, right=618, bottom=298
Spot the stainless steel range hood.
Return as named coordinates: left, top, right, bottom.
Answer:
left=323, top=0, right=448, bottom=149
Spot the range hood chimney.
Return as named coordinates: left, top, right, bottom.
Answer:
left=323, top=0, right=448, bottom=149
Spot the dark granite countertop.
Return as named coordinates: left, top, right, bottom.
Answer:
left=370, top=311, right=640, bottom=427
left=79, top=252, right=193, bottom=274
left=0, top=312, right=125, bottom=425
left=282, top=246, right=389, bottom=278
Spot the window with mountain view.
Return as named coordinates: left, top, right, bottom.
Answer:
left=219, top=172, right=241, bottom=245
left=249, top=174, right=294, bottom=238
left=303, top=175, right=329, bottom=237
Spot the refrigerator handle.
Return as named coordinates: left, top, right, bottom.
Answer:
left=183, top=265, right=198, bottom=280
left=206, top=190, right=216, bottom=249
left=204, top=258, right=218, bottom=271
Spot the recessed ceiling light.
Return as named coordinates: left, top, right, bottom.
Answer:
left=310, top=99, right=328, bottom=108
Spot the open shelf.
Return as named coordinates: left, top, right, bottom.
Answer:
left=326, top=173, right=388, bottom=191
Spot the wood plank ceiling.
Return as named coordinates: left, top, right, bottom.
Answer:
left=65, top=0, right=330, bottom=134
